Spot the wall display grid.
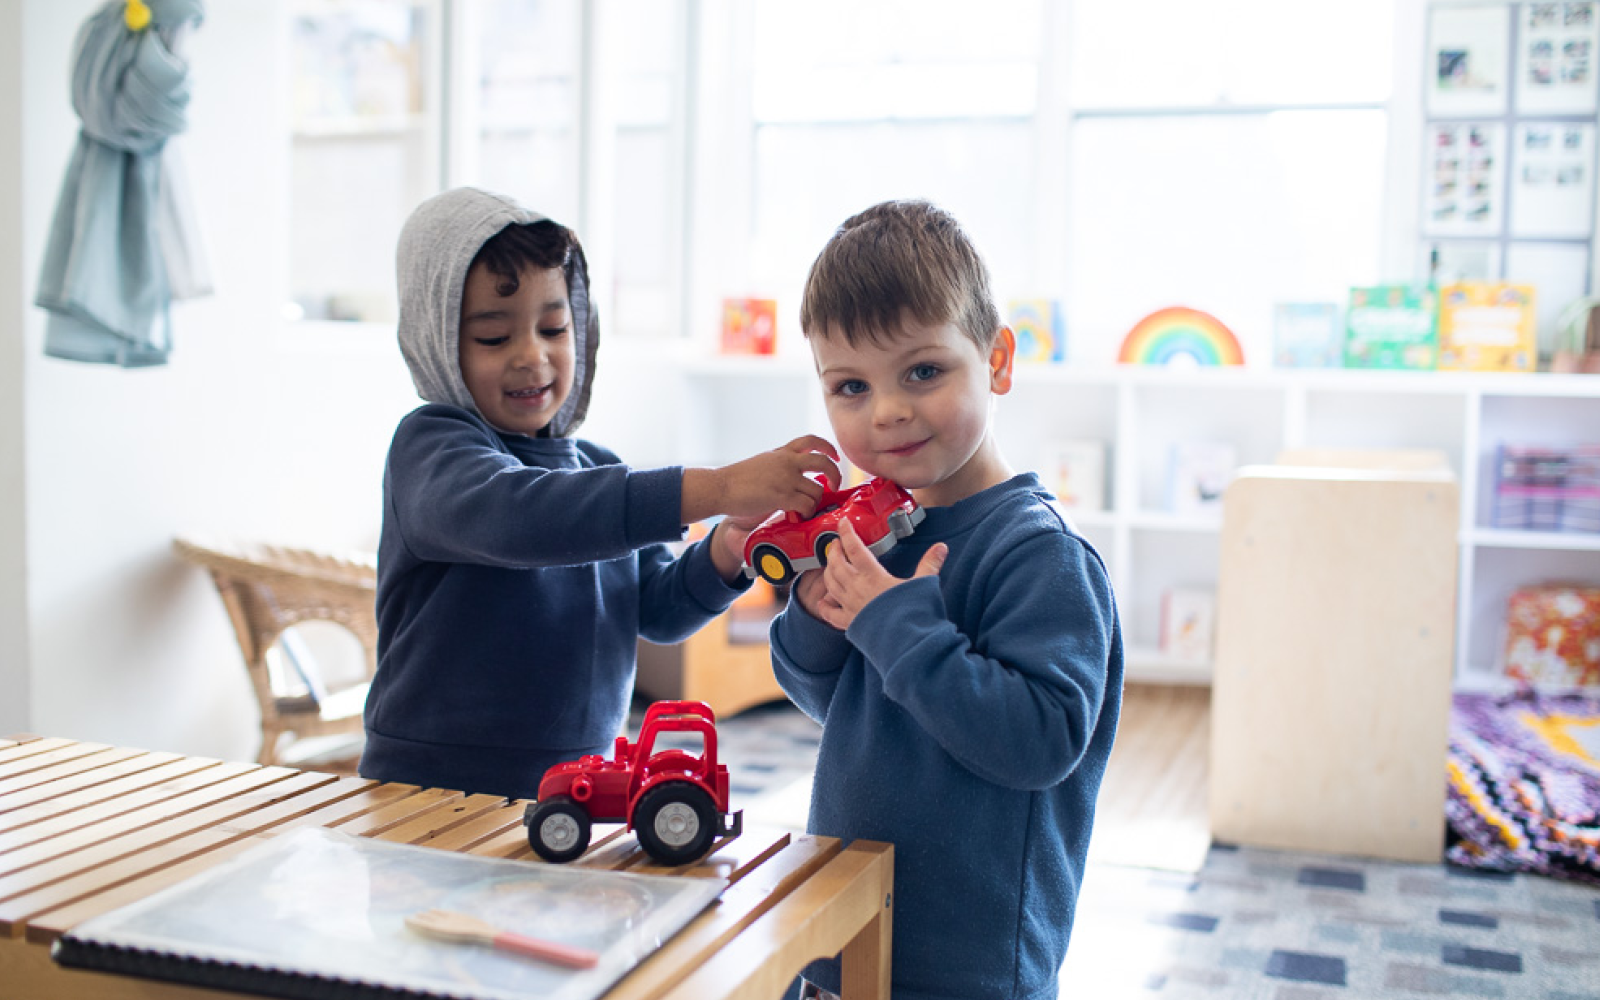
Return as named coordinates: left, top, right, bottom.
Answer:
left=1423, top=2, right=1600, bottom=356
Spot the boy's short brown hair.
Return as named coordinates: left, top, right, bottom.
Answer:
left=799, top=199, right=1001, bottom=351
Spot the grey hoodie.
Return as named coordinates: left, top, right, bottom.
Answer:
left=394, top=186, right=599, bottom=437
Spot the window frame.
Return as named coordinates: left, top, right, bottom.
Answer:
left=286, top=0, right=1430, bottom=351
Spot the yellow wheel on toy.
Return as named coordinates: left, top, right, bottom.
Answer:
left=750, top=544, right=793, bottom=586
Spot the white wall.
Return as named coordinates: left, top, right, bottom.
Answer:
left=14, top=1, right=422, bottom=757
left=2, top=2, right=28, bottom=738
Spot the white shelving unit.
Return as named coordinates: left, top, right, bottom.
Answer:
left=646, top=353, right=1600, bottom=688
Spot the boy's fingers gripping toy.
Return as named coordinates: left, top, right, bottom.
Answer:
left=523, top=700, right=742, bottom=867
left=741, top=476, right=925, bottom=586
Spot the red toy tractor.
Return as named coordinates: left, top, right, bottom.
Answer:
left=523, top=700, right=742, bottom=866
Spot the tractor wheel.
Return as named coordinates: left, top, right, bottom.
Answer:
left=634, top=782, right=718, bottom=866
left=814, top=531, right=840, bottom=567
left=525, top=797, right=592, bottom=863
left=749, top=543, right=795, bottom=586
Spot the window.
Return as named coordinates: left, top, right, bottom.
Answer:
left=286, top=0, right=688, bottom=337
left=745, top=0, right=1045, bottom=329
left=288, top=0, right=440, bottom=323
left=1065, top=0, right=1396, bottom=359
left=284, top=0, right=1401, bottom=360
left=460, top=0, right=582, bottom=224
left=731, top=0, right=1398, bottom=361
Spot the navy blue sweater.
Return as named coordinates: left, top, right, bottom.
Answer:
left=361, top=404, right=748, bottom=799
left=770, top=473, right=1123, bottom=1000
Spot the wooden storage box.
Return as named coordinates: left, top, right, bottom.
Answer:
left=1209, top=464, right=1459, bottom=863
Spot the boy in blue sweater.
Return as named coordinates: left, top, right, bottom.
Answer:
left=771, top=199, right=1123, bottom=1000
left=361, top=187, right=838, bottom=799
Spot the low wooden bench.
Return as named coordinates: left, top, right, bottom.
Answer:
left=0, top=734, right=892, bottom=999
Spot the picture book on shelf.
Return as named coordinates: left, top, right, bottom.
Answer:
left=720, top=297, right=778, bottom=355
left=51, top=827, right=726, bottom=1000
left=1272, top=302, right=1341, bottom=368
left=1160, top=588, right=1217, bottom=663
left=1041, top=439, right=1107, bottom=512
left=1007, top=298, right=1066, bottom=363
left=1344, top=285, right=1439, bottom=370
left=1437, top=282, right=1537, bottom=372
left=1167, top=442, right=1236, bottom=516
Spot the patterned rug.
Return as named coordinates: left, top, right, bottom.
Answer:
left=1060, top=842, right=1600, bottom=998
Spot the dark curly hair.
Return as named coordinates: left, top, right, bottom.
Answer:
left=469, top=219, right=580, bottom=297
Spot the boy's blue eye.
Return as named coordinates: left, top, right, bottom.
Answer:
left=908, top=363, right=942, bottom=382
left=834, top=379, right=869, bottom=397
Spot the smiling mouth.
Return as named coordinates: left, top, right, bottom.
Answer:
left=883, top=439, right=928, bottom=457
left=506, top=384, right=552, bottom=401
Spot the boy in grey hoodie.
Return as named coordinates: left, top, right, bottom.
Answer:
left=361, top=187, right=839, bottom=798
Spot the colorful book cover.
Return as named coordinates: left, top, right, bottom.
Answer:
left=1343, top=285, right=1439, bottom=370
left=1272, top=302, right=1342, bottom=368
left=1041, top=439, right=1107, bottom=511
left=1167, top=441, right=1236, bottom=515
left=1160, top=587, right=1217, bottom=663
left=1437, top=283, right=1537, bottom=372
left=1007, top=298, right=1066, bottom=363
left=720, top=298, right=777, bottom=355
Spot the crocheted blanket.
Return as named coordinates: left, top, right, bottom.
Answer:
left=1447, top=690, right=1600, bottom=884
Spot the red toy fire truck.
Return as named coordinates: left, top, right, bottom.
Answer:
left=523, top=700, right=741, bottom=866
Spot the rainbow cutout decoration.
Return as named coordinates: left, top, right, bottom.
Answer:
left=1118, top=307, right=1244, bottom=367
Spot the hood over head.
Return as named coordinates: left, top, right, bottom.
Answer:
left=395, top=187, right=598, bottom=438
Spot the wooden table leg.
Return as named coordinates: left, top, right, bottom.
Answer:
left=838, top=843, right=892, bottom=999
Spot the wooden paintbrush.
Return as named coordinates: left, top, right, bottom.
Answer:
left=404, top=908, right=600, bottom=969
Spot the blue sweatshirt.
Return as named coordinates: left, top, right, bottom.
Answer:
left=361, top=403, right=747, bottom=798
left=770, top=473, right=1123, bottom=1000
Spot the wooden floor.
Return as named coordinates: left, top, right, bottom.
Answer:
left=1087, top=683, right=1213, bottom=871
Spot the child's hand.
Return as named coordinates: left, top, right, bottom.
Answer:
left=707, top=513, right=764, bottom=582
left=816, top=519, right=947, bottom=630
left=682, top=435, right=841, bottom=525
left=793, top=566, right=845, bottom=627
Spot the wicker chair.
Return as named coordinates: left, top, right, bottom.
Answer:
left=174, top=536, right=378, bottom=766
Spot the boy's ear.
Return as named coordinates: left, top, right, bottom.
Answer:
left=989, top=326, right=1017, bottom=394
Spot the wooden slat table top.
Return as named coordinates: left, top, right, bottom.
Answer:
left=0, top=737, right=892, bottom=1000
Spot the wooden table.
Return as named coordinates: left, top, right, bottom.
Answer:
left=0, top=734, right=892, bottom=1000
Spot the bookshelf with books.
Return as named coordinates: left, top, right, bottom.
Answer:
left=617, top=350, right=1600, bottom=688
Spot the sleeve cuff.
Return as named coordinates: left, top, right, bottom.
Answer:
left=772, top=589, right=853, bottom=673
left=624, top=466, right=688, bottom=547
left=681, top=536, right=753, bottom=612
